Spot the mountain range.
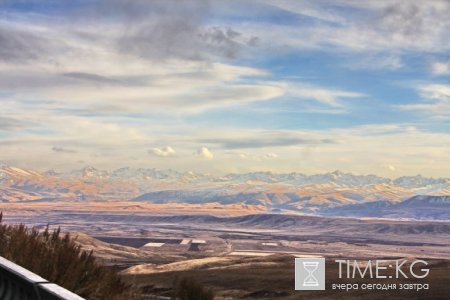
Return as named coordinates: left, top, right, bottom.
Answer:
left=1, top=164, right=449, bottom=220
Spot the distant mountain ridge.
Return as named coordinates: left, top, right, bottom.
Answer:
left=322, top=195, right=450, bottom=220
left=34, top=165, right=449, bottom=188
left=1, top=165, right=449, bottom=220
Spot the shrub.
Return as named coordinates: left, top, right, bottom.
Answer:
left=172, top=277, right=214, bottom=300
left=0, top=212, right=131, bottom=299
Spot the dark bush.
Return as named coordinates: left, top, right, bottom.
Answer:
left=172, top=277, right=214, bottom=300
left=0, top=212, right=131, bottom=299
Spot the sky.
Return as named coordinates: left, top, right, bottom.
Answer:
left=0, top=0, right=449, bottom=177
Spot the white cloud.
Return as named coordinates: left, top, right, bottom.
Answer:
left=0, top=15, right=284, bottom=115
left=238, top=0, right=450, bottom=65
left=350, top=55, right=403, bottom=70
left=150, top=146, right=176, bottom=157
left=419, top=84, right=450, bottom=101
left=238, top=152, right=249, bottom=159
left=264, top=152, right=278, bottom=159
left=289, top=84, right=364, bottom=108
left=195, top=146, right=214, bottom=159
left=263, top=0, right=345, bottom=23
left=431, top=60, right=450, bottom=75
left=388, top=165, right=396, bottom=172
left=0, top=60, right=283, bottom=115
left=399, top=84, right=450, bottom=119
left=225, top=151, right=249, bottom=159
left=227, top=151, right=278, bottom=160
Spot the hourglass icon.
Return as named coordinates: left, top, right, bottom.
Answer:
left=295, top=258, right=324, bottom=290
left=302, top=261, right=319, bottom=287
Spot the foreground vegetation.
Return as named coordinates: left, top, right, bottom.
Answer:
left=0, top=213, right=130, bottom=299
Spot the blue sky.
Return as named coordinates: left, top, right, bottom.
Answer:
left=0, top=0, right=449, bottom=177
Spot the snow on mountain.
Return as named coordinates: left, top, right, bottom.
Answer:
left=110, top=167, right=187, bottom=181
left=33, top=166, right=449, bottom=191
left=393, top=175, right=450, bottom=188
left=68, top=166, right=110, bottom=179
left=43, top=169, right=61, bottom=177
left=222, top=170, right=394, bottom=188
left=297, top=171, right=391, bottom=187
left=224, top=172, right=279, bottom=183
left=0, top=165, right=449, bottom=219
left=0, top=165, right=42, bottom=182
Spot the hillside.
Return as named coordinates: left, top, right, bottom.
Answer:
left=322, top=195, right=450, bottom=220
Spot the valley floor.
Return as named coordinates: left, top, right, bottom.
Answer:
left=1, top=202, right=449, bottom=299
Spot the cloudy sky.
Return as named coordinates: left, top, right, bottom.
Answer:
left=0, top=0, right=449, bottom=177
